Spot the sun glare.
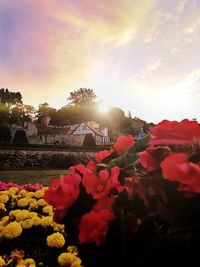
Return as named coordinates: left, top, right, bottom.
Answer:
left=98, top=103, right=110, bottom=113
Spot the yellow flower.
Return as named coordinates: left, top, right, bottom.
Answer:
left=28, top=199, right=38, bottom=210
left=16, top=263, right=26, bottom=267
left=34, top=190, right=44, bottom=199
left=8, top=187, right=19, bottom=195
left=19, top=190, right=27, bottom=197
left=40, top=216, right=53, bottom=227
left=14, top=210, right=32, bottom=222
left=27, top=192, right=34, bottom=198
left=0, top=191, right=8, bottom=196
left=57, top=252, right=82, bottom=267
left=42, top=205, right=53, bottom=215
left=52, top=222, right=65, bottom=233
left=17, top=198, right=29, bottom=208
left=37, top=199, right=47, bottom=207
left=0, top=203, right=6, bottom=211
left=3, top=221, right=23, bottom=239
left=0, top=194, right=9, bottom=203
left=31, top=216, right=41, bottom=226
left=24, top=258, right=36, bottom=266
left=21, top=219, right=33, bottom=229
left=67, top=246, right=78, bottom=255
left=0, top=256, right=6, bottom=266
left=47, top=232, right=65, bottom=248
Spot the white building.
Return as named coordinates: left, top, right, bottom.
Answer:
left=71, top=121, right=110, bottom=145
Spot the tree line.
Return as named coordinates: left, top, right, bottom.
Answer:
left=0, top=88, right=147, bottom=135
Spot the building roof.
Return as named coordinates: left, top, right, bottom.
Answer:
left=71, top=121, right=108, bottom=137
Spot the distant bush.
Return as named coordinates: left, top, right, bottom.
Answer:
left=47, top=154, right=81, bottom=169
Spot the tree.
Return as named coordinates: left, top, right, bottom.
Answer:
left=36, top=103, right=57, bottom=124
left=67, top=88, right=97, bottom=105
left=0, top=104, right=10, bottom=125
left=0, top=88, right=22, bottom=106
left=9, top=104, right=36, bottom=125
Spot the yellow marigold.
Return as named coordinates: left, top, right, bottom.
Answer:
left=57, top=252, right=82, bottom=267
left=0, top=203, right=6, bottom=211
left=42, top=205, right=53, bottom=215
left=0, top=191, right=8, bottom=196
left=24, top=258, right=36, bottom=265
left=3, top=221, right=23, bottom=239
left=37, top=199, right=47, bottom=207
left=2, top=216, right=9, bottom=225
left=8, top=187, right=19, bottom=195
left=0, top=256, right=6, bottom=266
left=40, top=216, right=53, bottom=227
left=16, top=263, right=26, bottom=267
left=31, top=216, right=41, bottom=226
left=19, top=190, right=27, bottom=197
left=52, top=222, right=65, bottom=233
left=47, top=232, right=65, bottom=248
left=14, top=210, right=31, bottom=222
left=27, top=192, right=34, bottom=198
left=34, top=190, right=44, bottom=199
left=17, top=198, right=29, bottom=208
left=0, top=194, right=9, bottom=203
left=20, top=219, right=33, bottom=229
left=67, top=246, right=78, bottom=255
left=28, top=199, right=38, bottom=210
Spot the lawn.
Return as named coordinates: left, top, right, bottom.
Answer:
left=0, top=169, right=69, bottom=186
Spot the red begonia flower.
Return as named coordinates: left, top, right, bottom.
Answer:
left=92, top=196, right=115, bottom=212
left=44, top=174, right=81, bottom=222
left=82, top=166, right=121, bottom=199
left=87, top=160, right=96, bottom=172
left=139, top=146, right=170, bottom=172
left=150, top=119, right=200, bottom=145
left=78, top=209, right=114, bottom=246
left=178, top=181, right=200, bottom=194
left=69, top=164, right=86, bottom=175
left=114, top=135, right=135, bottom=154
left=95, top=149, right=114, bottom=163
left=161, top=153, right=200, bottom=185
left=69, top=160, right=96, bottom=175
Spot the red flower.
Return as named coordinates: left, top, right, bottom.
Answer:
left=139, top=146, right=170, bottom=172
left=161, top=153, right=200, bottom=185
left=87, top=160, right=96, bottom=172
left=78, top=209, right=114, bottom=246
left=178, top=181, right=200, bottom=194
left=69, top=164, right=86, bottom=175
left=82, top=166, right=121, bottom=199
left=69, top=160, right=96, bottom=175
left=92, top=197, right=115, bottom=211
left=150, top=119, right=200, bottom=145
left=114, top=135, right=135, bottom=154
left=44, top=174, right=81, bottom=222
left=95, top=149, right=114, bottom=163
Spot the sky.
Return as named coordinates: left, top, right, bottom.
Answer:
left=0, top=0, right=200, bottom=123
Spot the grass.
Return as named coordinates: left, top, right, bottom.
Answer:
left=0, top=169, right=69, bottom=186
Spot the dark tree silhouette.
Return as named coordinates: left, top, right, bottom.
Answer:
left=0, top=88, right=22, bottom=106
left=67, top=88, right=97, bottom=105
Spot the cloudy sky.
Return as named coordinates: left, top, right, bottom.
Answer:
left=0, top=0, right=200, bottom=123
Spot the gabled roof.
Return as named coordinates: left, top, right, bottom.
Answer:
left=71, top=121, right=107, bottom=137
